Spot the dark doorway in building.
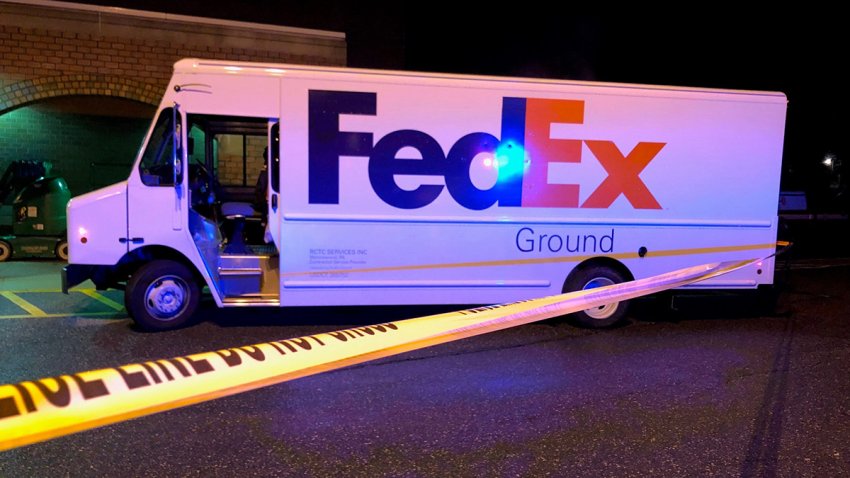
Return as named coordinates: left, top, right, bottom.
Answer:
left=0, top=96, right=155, bottom=196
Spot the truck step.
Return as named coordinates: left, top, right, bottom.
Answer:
left=217, top=254, right=279, bottom=299
left=219, top=267, right=262, bottom=276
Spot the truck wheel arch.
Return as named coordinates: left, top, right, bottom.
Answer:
left=121, top=245, right=204, bottom=285
left=68, top=246, right=205, bottom=293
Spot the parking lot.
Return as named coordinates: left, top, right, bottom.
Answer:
left=1, top=246, right=850, bottom=476
left=0, top=261, right=124, bottom=319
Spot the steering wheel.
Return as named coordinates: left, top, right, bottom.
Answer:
left=189, top=163, right=218, bottom=210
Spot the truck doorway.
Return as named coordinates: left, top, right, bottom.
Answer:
left=186, top=114, right=280, bottom=304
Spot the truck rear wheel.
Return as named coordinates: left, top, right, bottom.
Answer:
left=564, top=265, right=630, bottom=328
left=0, top=240, right=11, bottom=262
left=126, top=260, right=200, bottom=331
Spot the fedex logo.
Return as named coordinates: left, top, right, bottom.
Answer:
left=308, top=90, right=665, bottom=210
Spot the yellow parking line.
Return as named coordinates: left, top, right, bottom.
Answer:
left=0, top=288, right=115, bottom=294
left=79, top=289, right=124, bottom=311
left=0, top=291, right=47, bottom=317
left=0, top=289, right=62, bottom=293
left=0, top=311, right=124, bottom=320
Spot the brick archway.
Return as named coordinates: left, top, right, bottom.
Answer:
left=0, top=75, right=160, bottom=115
left=1, top=0, right=344, bottom=196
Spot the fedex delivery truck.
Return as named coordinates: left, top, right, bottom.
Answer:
left=62, top=59, right=787, bottom=331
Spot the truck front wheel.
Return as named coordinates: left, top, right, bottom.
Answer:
left=563, top=265, right=630, bottom=328
left=126, top=260, right=200, bottom=331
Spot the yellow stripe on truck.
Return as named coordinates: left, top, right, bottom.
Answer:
left=281, top=242, right=775, bottom=277
left=0, top=258, right=756, bottom=452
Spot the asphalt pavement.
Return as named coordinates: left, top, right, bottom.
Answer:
left=0, top=254, right=849, bottom=476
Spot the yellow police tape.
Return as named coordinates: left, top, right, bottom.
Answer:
left=0, top=257, right=762, bottom=451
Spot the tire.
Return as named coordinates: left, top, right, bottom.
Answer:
left=55, top=239, right=69, bottom=261
left=563, top=265, right=630, bottom=328
left=125, top=260, right=200, bottom=331
left=0, top=240, right=11, bottom=262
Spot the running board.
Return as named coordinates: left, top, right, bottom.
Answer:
left=222, top=297, right=280, bottom=307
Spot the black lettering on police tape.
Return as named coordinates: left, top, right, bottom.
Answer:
left=372, top=323, right=397, bottom=332
left=328, top=331, right=349, bottom=342
left=271, top=337, right=318, bottom=353
left=0, top=383, right=38, bottom=419
left=0, top=395, right=18, bottom=419
left=288, top=338, right=312, bottom=351
left=241, top=345, right=266, bottom=360
left=166, top=358, right=192, bottom=378
left=0, top=323, right=402, bottom=422
left=462, top=305, right=499, bottom=315
left=267, top=341, right=290, bottom=355
left=182, top=355, right=214, bottom=374
left=268, top=334, right=331, bottom=350
left=461, top=306, right=485, bottom=315
left=139, top=363, right=163, bottom=384
left=117, top=366, right=150, bottom=390
left=460, top=298, right=535, bottom=316
left=32, top=377, right=72, bottom=408
left=1, top=346, right=236, bottom=422
left=328, top=322, right=398, bottom=342
left=153, top=361, right=174, bottom=381
left=216, top=349, right=242, bottom=367
left=70, top=374, right=109, bottom=400
left=215, top=345, right=270, bottom=368
left=330, top=330, right=357, bottom=342
left=13, top=383, right=36, bottom=413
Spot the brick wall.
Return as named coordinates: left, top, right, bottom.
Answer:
left=0, top=23, right=344, bottom=112
left=216, top=135, right=266, bottom=187
left=0, top=3, right=345, bottom=113
left=0, top=1, right=345, bottom=194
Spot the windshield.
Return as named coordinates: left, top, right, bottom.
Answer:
left=138, top=107, right=179, bottom=186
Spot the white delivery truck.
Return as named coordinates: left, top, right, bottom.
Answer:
left=62, top=59, right=787, bottom=330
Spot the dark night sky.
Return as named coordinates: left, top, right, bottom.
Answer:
left=72, top=2, right=847, bottom=206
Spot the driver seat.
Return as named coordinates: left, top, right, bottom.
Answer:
left=221, top=164, right=269, bottom=254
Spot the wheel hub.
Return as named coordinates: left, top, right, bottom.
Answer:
left=145, top=277, right=186, bottom=320
left=583, top=277, right=618, bottom=319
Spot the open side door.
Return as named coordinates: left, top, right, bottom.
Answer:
left=267, top=121, right=280, bottom=249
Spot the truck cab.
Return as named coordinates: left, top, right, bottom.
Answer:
left=64, top=73, right=283, bottom=330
